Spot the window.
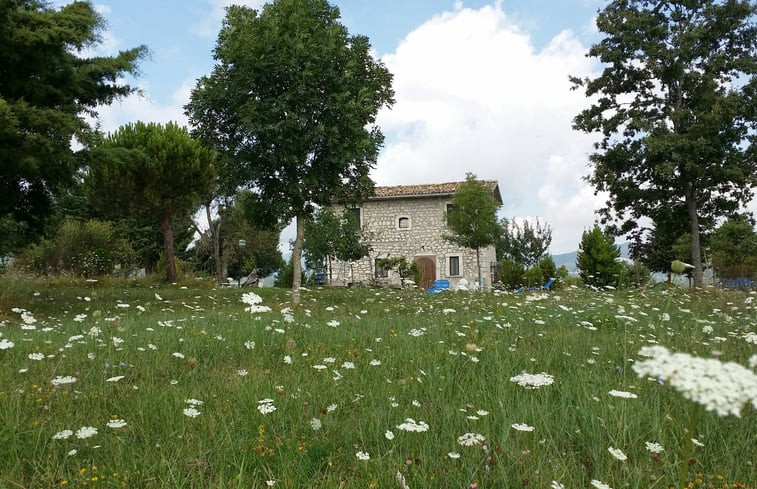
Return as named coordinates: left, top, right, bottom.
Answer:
left=375, top=258, right=389, bottom=278
left=446, top=203, right=455, bottom=214
left=448, top=255, right=461, bottom=276
left=397, top=216, right=411, bottom=229
left=347, top=207, right=361, bottom=228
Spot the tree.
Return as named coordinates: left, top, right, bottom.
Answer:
left=304, top=207, right=370, bottom=283
left=445, top=173, right=501, bottom=289
left=571, top=0, right=757, bottom=288
left=576, top=226, right=622, bottom=287
left=186, top=0, right=394, bottom=301
left=497, top=217, right=553, bottom=269
left=0, top=1, right=146, bottom=251
left=88, top=122, right=215, bottom=282
left=710, top=216, right=757, bottom=283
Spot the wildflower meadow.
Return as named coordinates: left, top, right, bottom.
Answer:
left=1, top=279, right=755, bottom=488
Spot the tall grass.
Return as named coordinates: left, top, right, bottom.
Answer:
left=0, top=280, right=755, bottom=488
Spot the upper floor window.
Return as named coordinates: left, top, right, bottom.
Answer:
left=397, top=216, right=411, bottom=229
left=346, top=207, right=361, bottom=228
left=446, top=203, right=455, bottom=214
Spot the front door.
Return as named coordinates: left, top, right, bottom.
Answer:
left=414, top=256, right=436, bottom=290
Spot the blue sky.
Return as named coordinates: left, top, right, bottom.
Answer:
left=61, top=0, right=615, bottom=253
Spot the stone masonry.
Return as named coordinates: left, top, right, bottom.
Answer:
left=329, top=181, right=500, bottom=289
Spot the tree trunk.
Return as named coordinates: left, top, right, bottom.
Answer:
left=205, top=203, right=223, bottom=281
left=160, top=215, right=178, bottom=283
left=291, top=212, right=305, bottom=303
left=685, top=185, right=703, bottom=288
left=476, top=247, right=482, bottom=290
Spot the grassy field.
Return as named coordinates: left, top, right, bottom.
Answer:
left=0, top=278, right=755, bottom=488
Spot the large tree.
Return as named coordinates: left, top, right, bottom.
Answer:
left=576, top=225, right=622, bottom=287
left=0, top=0, right=146, bottom=251
left=88, top=122, right=215, bottom=282
left=186, top=0, right=394, bottom=301
left=571, top=0, right=757, bottom=287
left=496, top=217, right=553, bottom=269
left=445, top=173, right=501, bottom=289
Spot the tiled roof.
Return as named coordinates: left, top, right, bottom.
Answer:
left=371, top=180, right=501, bottom=202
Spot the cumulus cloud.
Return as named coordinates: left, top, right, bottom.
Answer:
left=90, top=79, right=194, bottom=134
left=373, top=3, right=603, bottom=252
left=193, top=0, right=268, bottom=38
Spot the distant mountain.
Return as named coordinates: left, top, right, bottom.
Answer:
left=551, top=243, right=630, bottom=274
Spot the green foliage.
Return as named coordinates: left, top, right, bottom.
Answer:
left=617, top=260, right=652, bottom=289
left=576, top=226, right=622, bottom=287
left=304, top=207, right=370, bottom=273
left=376, top=256, right=421, bottom=286
left=711, top=216, right=757, bottom=281
left=88, top=122, right=215, bottom=282
left=274, top=256, right=306, bottom=288
left=0, top=1, right=146, bottom=247
left=496, top=258, right=526, bottom=289
left=445, top=173, right=500, bottom=251
left=571, top=0, right=757, bottom=287
left=14, top=219, right=134, bottom=277
left=497, top=217, right=553, bottom=269
left=186, top=0, right=395, bottom=291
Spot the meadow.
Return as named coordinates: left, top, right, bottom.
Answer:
left=0, top=278, right=755, bottom=489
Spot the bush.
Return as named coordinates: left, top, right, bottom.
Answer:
left=498, top=259, right=526, bottom=289
left=15, top=219, right=135, bottom=277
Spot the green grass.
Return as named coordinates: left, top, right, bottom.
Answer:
left=0, top=278, right=755, bottom=488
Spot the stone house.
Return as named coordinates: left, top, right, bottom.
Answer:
left=329, top=180, right=502, bottom=289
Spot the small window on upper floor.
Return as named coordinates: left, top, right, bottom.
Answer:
left=346, top=207, right=361, bottom=228
left=446, top=203, right=455, bottom=214
left=397, top=216, right=411, bottom=229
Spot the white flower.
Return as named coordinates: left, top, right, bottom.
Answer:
left=28, top=352, right=45, bottom=361
left=106, top=419, right=127, bottom=428
left=369, top=359, right=381, bottom=366
left=355, top=451, right=370, bottom=460
left=384, top=430, right=394, bottom=440
left=692, top=438, right=704, bottom=447
left=608, top=447, right=627, bottom=461
left=309, top=418, right=322, bottom=431
left=51, top=376, right=77, bottom=386
left=457, top=432, right=485, bottom=446
left=0, top=339, right=14, bottom=350
left=241, top=292, right=263, bottom=305
left=257, top=400, right=276, bottom=415
left=447, top=452, right=461, bottom=459
left=511, top=423, right=534, bottom=432
left=172, top=352, right=185, bottom=359
left=52, top=429, right=73, bottom=440
left=106, top=375, right=125, bottom=382
left=509, top=372, right=555, bottom=389
left=183, top=407, right=201, bottom=417
left=327, top=320, right=340, bottom=327
left=645, top=441, right=664, bottom=454
left=244, top=340, right=255, bottom=350
left=75, top=426, right=98, bottom=439
left=591, top=480, right=613, bottom=489
left=632, top=345, right=757, bottom=417
left=265, top=480, right=276, bottom=487
left=702, top=325, right=714, bottom=335
left=341, top=361, right=355, bottom=369
left=551, top=482, right=565, bottom=489
left=238, top=369, right=249, bottom=376
left=67, top=449, right=78, bottom=456
left=185, top=398, right=204, bottom=406
left=396, top=418, right=429, bottom=432
left=608, top=390, right=637, bottom=399
left=283, top=355, right=292, bottom=364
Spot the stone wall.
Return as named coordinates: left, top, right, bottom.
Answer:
left=330, top=196, right=497, bottom=289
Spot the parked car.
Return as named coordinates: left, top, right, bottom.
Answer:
left=313, top=272, right=327, bottom=286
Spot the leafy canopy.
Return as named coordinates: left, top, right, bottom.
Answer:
left=496, top=218, right=553, bottom=269
left=571, top=0, right=757, bottom=286
left=186, top=0, right=394, bottom=293
left=576, top=226, right=622, bottom=287
left=445, top=173, right=501, bottom=251
left=0, top=0, right=146, bottom=249
left=88, top=122, right=215, bottom=282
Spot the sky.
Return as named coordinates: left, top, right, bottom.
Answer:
left=57, top=0, right=615, bottom=254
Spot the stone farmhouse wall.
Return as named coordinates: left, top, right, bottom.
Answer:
left=329, top=195, right=497, bottom=289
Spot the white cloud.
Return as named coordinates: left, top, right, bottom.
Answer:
left=373, top=3, right=601, bottom=253
left=91, top=79, right=194, bottom=134
left=193, top=0, right=268, bottom=38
